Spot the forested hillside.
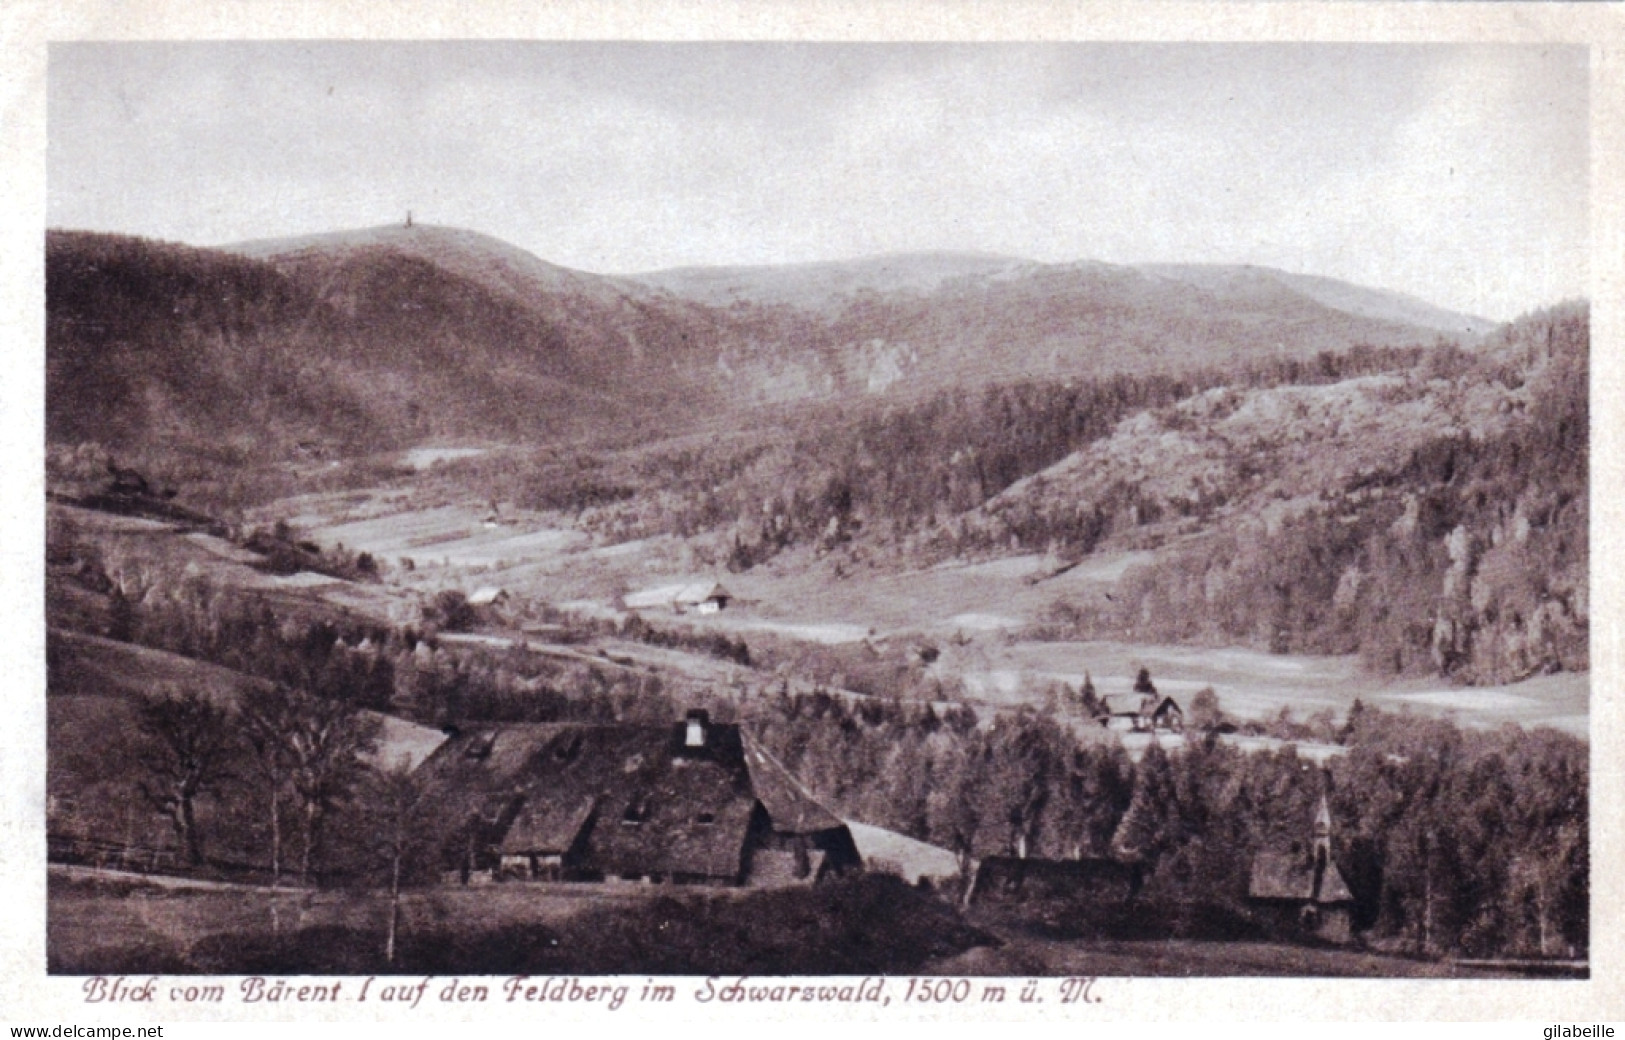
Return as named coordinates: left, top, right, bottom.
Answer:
left=501, top=304, right=1584, bottom=685
left=1019, top=305, right=1588, bottom=684
left=470, top=343, right=1447, bottom=547
left=750, top=688, right=1586, bottom=958
left=46, top=229, right=726, bottom=457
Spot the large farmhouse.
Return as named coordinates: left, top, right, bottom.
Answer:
left=414, top=710, right=860, bottom=887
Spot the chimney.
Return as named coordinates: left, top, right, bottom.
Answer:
left=684, top=709, right=709, bottom=749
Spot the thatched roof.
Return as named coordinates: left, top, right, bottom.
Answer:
left=741, top=731, right=845, bottom=834
left=500, top=794, right=597, bottom=856
left=624, top=581, right=729, bottom=609
left=845, top=821, right=960, bottom=884
left=674, top=582, right=729, bottom=605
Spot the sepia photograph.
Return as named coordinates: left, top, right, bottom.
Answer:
left=38, top=38, right=1591, bottom=983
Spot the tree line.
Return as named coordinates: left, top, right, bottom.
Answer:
left=129, top=683, right=382, bottom=886
left=746, top=686, right=1587, bottom=958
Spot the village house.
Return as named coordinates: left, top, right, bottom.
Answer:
left=414, top=710, right=860, bottom=887
left=1247, top=794, right=1356, bottom=944
left=1096, top=692, right=1184, bottom=733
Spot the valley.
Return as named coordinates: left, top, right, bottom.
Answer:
left=250, top=458, right=1586, bottom=736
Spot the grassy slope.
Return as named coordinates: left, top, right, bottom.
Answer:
left=928, top=936, right=1504, bottom=978
left=47, top=630, right=443, bottom=766
left=49, top=871, right=990, bottom=975
left=49, top=869, right=1528, bottom=978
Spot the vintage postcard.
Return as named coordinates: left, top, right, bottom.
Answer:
left=3, top=0, right=1622, bottom=1028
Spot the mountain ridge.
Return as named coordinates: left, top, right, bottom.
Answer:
left=49, top=223, right=1504, bottom=461
left=1138, top=263, right=1495, bottom=337
left=630, top=249, right=1491, bottom=336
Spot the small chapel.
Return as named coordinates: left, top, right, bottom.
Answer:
left=1246, top=793, right=1357, bottom=944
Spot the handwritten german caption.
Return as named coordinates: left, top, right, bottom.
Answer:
left=82, top=975, right=1101, bottom=1011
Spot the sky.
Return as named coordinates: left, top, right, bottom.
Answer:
left=47, top=42, right=1588, bottom=322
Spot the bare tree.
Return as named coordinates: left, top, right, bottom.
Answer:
left=284, top=690, right=382, bottom=884
left=362, top=759, right=431, bottom=965
left=239, top=685, right=298, bottom=886
left=134, top=688, right=235, bottom=867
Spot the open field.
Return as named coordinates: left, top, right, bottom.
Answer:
left=251, top=484, right=1590, bottom=738
left=312, top=508, right=588, bottom=569
left=48, top=867, right=628, bottom=966
left=67, top=472, right=1588, bottom=738
left=51, top=502, right=424, bottom=627
left=53, top=867, right=1538, bottom=978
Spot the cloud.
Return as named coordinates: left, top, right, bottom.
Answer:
left=47, top=42, right=1587, bottom=320
left=1247, top=46, right=1587, bottom=319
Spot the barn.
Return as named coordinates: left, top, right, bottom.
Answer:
left=965, top=855, right=1143, bottom=906
left=415, top=710, right=860, bottom=887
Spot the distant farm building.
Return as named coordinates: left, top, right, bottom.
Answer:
left=624, top=581, right=732, bottom=615
left=845, top=820, right=961, bottom=889
left=414, top=710, right=860, bottom=887
left=467, top=586, right=509, bottom=608
left=465, top=586, right=511, bottom=622
left=965, top=855, right=1143, bottom=907
left=1096, top=693, right=1183, bottom=733
left=1247, top=794, right=1356, bottom=944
